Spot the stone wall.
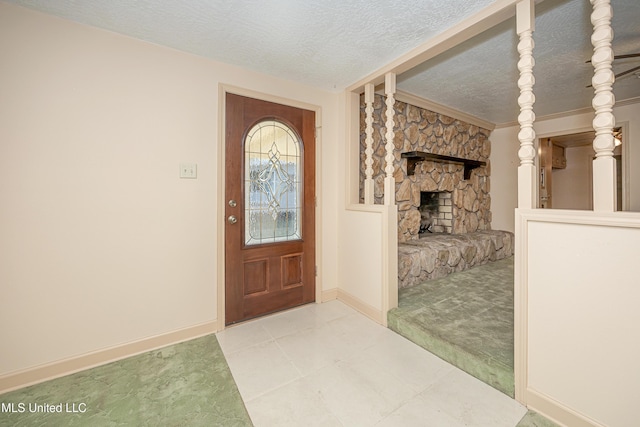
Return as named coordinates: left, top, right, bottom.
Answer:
left=398, top=230, right=514, bottom=288
left=360, top=94, right=493, bottom=242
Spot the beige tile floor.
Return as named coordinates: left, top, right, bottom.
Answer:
left=217, top=300, right=528, bottom=427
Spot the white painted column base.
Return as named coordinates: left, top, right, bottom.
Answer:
left=593, top=156, right=617, bottom=211
left=384, top=177, right=395, bottom=206
left=518, top=164, right=537, bottom=209
left=364, top=179, right=374, bottom=205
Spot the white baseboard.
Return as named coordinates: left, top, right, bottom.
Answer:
left=526, top=388, right=606, bottom=427
left=337, top=289, right=383, bottom=325
left=0, top=321, right=218, bottom=395
left=321, top=288, right=338, bottom=302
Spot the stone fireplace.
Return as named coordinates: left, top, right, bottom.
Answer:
left=360, top=94, right=492, bottom=243
left=419, top=191, right=453, bottom=234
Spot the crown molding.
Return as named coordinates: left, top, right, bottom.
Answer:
left=394, top=90, right=496, bottom=131
left=495, top=96, right=640, bottom=129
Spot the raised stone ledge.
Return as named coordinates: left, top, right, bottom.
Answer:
left=398, top=230, right=514, bottom=289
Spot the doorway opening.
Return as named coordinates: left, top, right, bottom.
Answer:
left=538, top=127, right=626, bottom=210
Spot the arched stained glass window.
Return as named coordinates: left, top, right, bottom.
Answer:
left=244, top=120, right=303, bottom=245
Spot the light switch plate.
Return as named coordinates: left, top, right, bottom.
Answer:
left=180, top=163, right=197, bottom=179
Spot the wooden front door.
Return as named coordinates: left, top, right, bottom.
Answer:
left=225, top=93, right=315, bottom=325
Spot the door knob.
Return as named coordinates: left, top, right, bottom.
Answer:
left=227, top=215, right=238, bottom=224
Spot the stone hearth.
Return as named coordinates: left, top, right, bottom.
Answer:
left=398, top=230, right=514, bottom=289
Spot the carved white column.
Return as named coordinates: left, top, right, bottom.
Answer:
left=590, top=0, right=617, bottom=211
left=516, top=0, right=536, bottom=209
left=384, top=73, right=396, bottom=206
left=514, top=0, right=535, bottom=405
left=364, top=83, right=375, bottom=205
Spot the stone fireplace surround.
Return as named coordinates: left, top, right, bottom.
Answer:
left=360, top=95, right=514, bottom=288
left=360, top=94, right=492, bottom=243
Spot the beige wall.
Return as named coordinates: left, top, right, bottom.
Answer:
left=491, top=101, right=640, bottom=232
left=0, top=2, right=340, bottom=379
left=552, top=145, right=594, bottom=210
left=339, top=209, right=385, bottom=312
left=488, top=126, right=520, bottom=232
left=517, top=210, right=640, bottom=426
left=534, top=103, right=640, bottom=212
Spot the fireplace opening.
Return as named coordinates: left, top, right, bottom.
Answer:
left=419, top=191, right=453, bottom=234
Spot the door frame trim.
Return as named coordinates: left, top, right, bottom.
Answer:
left=217, top=84, right=323, bottom=330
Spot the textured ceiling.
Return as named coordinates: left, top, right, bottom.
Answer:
left=5, top=0, right=495, bottom=90
left=6, top=0, right=640, bottom=125
left=398, top=0, right=640, bottom=124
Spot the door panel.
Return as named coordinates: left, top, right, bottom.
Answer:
left=282, top=254, right=303, bottom=287
left=243, top=259, right=268, bottom=295
left=225, top=93, right=315, bottom=325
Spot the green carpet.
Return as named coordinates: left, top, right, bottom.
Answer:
left=0, top=335, right=252, bottom=426
left=388, top=257, right=515, bottom=397
left=517, top=411, right=561, bottom=427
